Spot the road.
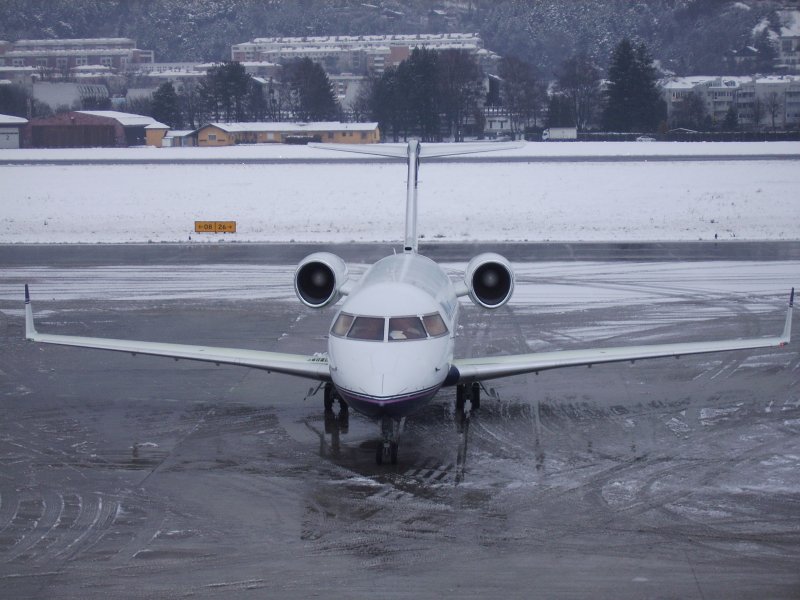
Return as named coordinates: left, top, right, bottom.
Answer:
left=0, top=243, right=798, bottom=599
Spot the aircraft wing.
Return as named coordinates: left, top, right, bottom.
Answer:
left=452, top=290, right=794, bottom=383
left=23, top=286, right=330, bottom=382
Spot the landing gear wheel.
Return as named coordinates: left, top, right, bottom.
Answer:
left=471, top=382, right=481, bottom=411
left=389, top=442, right=398, bottom=465
left=456, top=384, right=466, bottom=412
left=375, top=442, right=384, bottom=465
left=323, top=383, right=334, bottom=413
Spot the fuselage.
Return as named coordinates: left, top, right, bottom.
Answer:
left=327, top=253, right=458, bottom=418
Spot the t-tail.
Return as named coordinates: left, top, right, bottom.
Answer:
left=309, top=140, right=524, bottom=253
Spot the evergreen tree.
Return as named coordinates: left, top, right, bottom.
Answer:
left=406, top=47, right=440, bottom=141
left=753, top=28, right=777, bottom=73
left=151, top=81, right=181, bottom=128
left=200, top=62, right=251, bottom=122
left=0, top=84, right=30, bottom=118
left=371, top=65, right=412, bottom=142
left=546, top=94, right=575, bottom=127
left=281, top=58, right=339, bottom=122
left=721, top=104, right=738, bottom=131
left=602, top=39, right=666, bottom=133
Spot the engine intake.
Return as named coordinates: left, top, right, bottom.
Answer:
left=294, top=252, right=348, bottom=308
left=464, top=253, right=514, bottom=309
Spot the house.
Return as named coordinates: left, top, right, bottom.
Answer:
left=194, top=122, right=380, bottom=146
left=24, top=110, right=166, bottom=148
left=0, top=113, right=28, bottom=148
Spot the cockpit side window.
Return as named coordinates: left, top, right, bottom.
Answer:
left=422, top=313, right=448, bottom=337
left=388, top=316, right=427, bottom=341
left=347, top=316, right=386, bottom=341
left=331, top=313, right=355, bottom=337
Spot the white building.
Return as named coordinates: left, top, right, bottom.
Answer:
left=661, top=74, right=800, bottom=129
left=231, top=33, right=496, bottom=77
left=778, top=9, right=800, bottom=72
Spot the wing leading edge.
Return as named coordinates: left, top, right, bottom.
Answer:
left=24, top=285, right=330, bottom=382
left=452, top=289, right=794, bottom=383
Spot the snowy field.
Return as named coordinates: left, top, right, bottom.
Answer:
left=1, top=142, right=799, bottom=243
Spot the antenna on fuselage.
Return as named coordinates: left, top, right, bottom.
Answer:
left=309, top=140, right=525, bottom=254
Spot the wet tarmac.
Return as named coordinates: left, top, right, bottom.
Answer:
left=1, top=244, right=799, bottom=599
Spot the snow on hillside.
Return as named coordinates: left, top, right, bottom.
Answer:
left=1, top=143, right=799, bottom=244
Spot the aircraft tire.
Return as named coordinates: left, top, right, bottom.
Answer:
left=456, top=384, right=466, bottom=412
left=471, top=382, right=481, bottom=411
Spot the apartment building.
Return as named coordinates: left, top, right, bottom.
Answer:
left=231, top=33, right=494, bottom=76
left=0, top=38, right=154, bottom=72
left=662, top=75, right=800, bottom=128
left=778, top=9, right=800, bottom=72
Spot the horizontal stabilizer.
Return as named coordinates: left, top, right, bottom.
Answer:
left=308, top=143, right=409, bottom=158
left=309, top=141, right=526, bottom=160
left=420, top=142, right=525, bottom=158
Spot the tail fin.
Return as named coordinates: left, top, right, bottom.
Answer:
left=309, top=141, right=525, bottom=254
left=782, top=287, right=794, bottom=345
left=24, top=284, right=38, bottom=340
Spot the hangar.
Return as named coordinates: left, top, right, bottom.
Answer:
left=0, top=113, right=27, bottom=148
left=23, top=110, right=166, bottom=148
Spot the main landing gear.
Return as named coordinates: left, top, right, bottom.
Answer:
left=376, top=416, right=405, bottom=465
left=323, top=383, right=348, bottom=435
left=455, top=382, right=481, bottom=413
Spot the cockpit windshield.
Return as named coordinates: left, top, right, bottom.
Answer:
left=346, top=316, right=385, bottom=341
left=388, top=316, right=426, bottom=341
left=331, top=312, right=448, bottom=341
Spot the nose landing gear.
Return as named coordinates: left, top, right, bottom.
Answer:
left=376, top=416, right=405, bottom=465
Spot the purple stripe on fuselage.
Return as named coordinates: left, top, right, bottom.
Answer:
left=337, top=384, right=441, bottom=418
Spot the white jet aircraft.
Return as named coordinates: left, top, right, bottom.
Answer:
left=24, top=141, right=794, bottom=464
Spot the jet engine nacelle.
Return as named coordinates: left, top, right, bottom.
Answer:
left=294, top=252, right=349, bottom=308
left=464, top=252, right=514, bottom=309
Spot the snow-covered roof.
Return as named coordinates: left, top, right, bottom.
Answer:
left=0, top=113, right=27, bottom=125
left=144, top=122, right=169, bottom=129
left=779, top=9, right=800, bottom=37
left=164, top=130, right=195, bottom=138
left=77, top=111, right=162, bottom=127
left=72, top=65, right=111, bottom=72
left=204, top=122, right=379, bottom=133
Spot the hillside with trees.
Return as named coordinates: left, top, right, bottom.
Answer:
left=0, top=1, right=789, bottom=76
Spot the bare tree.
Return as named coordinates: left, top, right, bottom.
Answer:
left=555, top=53, right=601, bottom=131
left=671, top=91, right=707, bottom=130
left=498, top=56, right=545, bottom=140
left=763, top=91, right=783, bottom=131
left=437, top=49, right=482, bottom=141
left=751, top=96, right=764, bottom=130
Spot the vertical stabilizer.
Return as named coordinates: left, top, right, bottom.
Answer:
left=404, top=141, right=421, bottom=253
left=308, top=140, right=524, bottom=253
left=24, top=284, right=38, bottom=340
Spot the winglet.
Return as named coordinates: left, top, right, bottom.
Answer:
left=24, top=284, right=38, bottom=340
left=781, top=287, right=793, bottom=345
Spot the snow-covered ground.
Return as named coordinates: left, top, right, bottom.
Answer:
left=1, top=142, right=799, bottom=243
